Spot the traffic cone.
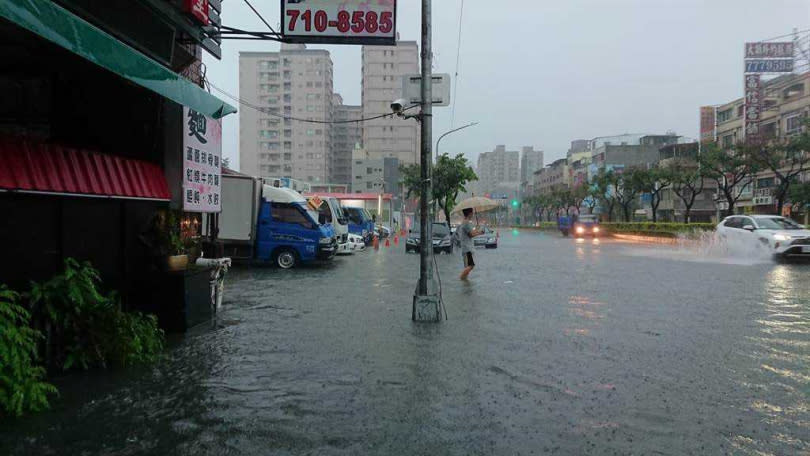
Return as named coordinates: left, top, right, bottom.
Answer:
left=394, top=235, right=399, bottom=245
left=373, top=236, right=379, bottom=250
left=385, top=238, right=390, bottom=247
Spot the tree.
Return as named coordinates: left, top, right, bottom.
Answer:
left=592, top=169, right=619, bottom=221
left=699, top=142, right=759, bottom=217
left=615, top=168, right=647, bottom=222
left=751, top=123, right=810, bottom=214
left=668, top=158, right=705, bottom=224
left=789, top=181, right=810, bottom=223
left=583, top=179, right=601, bottom=214
left=433, top=153, right=478, bottom=224
left=570, top=184, right=589, bottom=215
left=399, top=163, right=421, bottom=199
left=638, top=167, right=672, bottom=223
left=399, top=154, right=477, bottom=224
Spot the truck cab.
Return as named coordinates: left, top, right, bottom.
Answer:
left=307, top=196, right=350, bottom=255
left=257, top=186, right=336, bottom=268
left=342, top=206, right=375, bottom=245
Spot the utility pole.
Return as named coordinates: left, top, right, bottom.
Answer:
left=413, top=0, right=441, bottom=322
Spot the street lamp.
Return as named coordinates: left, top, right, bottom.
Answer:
left=435, top=122, right=478, bottom=163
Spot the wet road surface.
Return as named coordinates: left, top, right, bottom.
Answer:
left=2, top=230, right=809, bottom=455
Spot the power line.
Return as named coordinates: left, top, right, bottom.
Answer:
left=242, top=0, right=281, bottom=38
left=759, top=28, right=810, bottom=42
left=449, top=0, right=465, bottom=130
left=206, top=80, right=419, bottom=124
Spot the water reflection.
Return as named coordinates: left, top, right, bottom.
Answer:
left=730, top=265, right=810, bottom=454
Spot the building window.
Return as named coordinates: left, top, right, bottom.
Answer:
left=306, top=129, right=315, bottom=136
left=761, top=122, right=777, bottom=139
left=786, top=114, right=804, bottom=135
left=783, top=83, right=804, bottom=100
left=717, top=108, right=733, bottom=123
left=366, top=182, right=373, bottom=189
left=722, top=134, right=735, bottom=148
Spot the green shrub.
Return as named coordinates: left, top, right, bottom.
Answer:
left=28, top=258, right=164, bottom=371
left=0, top=285, right=57, bottom=417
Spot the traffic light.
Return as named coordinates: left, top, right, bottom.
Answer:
left=511, top=199, right=519, bottom=208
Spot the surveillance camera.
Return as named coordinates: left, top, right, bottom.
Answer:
left=390, top=98, right=408, bottom=115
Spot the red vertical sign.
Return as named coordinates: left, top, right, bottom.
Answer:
left=699, top=106, right=715, bottom=143
left=184, top=0, right=210, bottom=25
left=744, top=74, right=761, bottom=140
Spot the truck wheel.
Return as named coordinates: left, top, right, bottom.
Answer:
left=275, top=248, right=298, bottom=269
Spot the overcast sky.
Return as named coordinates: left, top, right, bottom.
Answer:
left=205, top=0, right=809, bottom=170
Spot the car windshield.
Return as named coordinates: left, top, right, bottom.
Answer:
left=756, top=217, right=803, bottom=230
left=579, top=215, right=598, bottom=222
left=330, top=199, right=345, bottom=219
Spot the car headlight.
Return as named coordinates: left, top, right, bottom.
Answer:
left=441, top=239, right=451, bottom=246
left=407, top=238, right=417, bottom=244
left=319, top=237, right=332, bottom=245
left=773, top=234, right=791, bottom=241
left=593, top=226, right=600, bottom=233
left=576, top=226, right=585, bottom=234
left=487, top=237, right=496, bottom=243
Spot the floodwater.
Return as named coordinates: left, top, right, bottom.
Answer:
left=2, top=230, right=809, bottom=455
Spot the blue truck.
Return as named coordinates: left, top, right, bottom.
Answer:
left=216, top=172, right=337, bottom=268
left=342, top=206, right=375, bottom=245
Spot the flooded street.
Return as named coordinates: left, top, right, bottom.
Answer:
left=2, top=230, right=809, bottom=455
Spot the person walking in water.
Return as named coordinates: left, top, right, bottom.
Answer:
left=458, top=208, right=482, bottom=281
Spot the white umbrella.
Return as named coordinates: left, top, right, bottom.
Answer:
left=451, top=196, right=499, bottom=214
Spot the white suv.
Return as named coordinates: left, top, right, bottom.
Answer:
left=716, top=215, right=810, bottom=258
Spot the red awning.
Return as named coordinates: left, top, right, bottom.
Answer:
left=0, top=139, right=170, bottom=200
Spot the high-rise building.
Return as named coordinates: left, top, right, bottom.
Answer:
left=477, top=145, right=520, bottom=196
left=331, top=94, right=362, bottom=186
left=520, top=146, right=544, bottom=184
left=239, top=44, right=334, bottom=183
left=361, top=41, right=420, bottom=164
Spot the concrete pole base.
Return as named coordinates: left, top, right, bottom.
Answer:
left=412, top=293, right=442, bottom=322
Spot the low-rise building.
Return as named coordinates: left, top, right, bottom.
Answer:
left=710, top=72, right=810, bottom=216
left=534, top=158, right=570, bottom=195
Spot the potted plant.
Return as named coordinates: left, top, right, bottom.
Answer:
left=166, top=229, right=189, bottom=271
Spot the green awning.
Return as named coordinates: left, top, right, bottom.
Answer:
left=0, top=0, right=236, bottom=119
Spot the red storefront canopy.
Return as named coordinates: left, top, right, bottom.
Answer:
left=0, top=139, right=170, bottom=200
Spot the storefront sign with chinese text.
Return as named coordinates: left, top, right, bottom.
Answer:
left=183, top=107, right=222, bottom=213
left=699, top=106, right=715, bottom=143
left=744, top=74, right=762, bottom=139
left=745, top=42, right=794, bottom=59
left=282, top=0, right=396, bottom=45
left=183, top=0, right=210, bottom=25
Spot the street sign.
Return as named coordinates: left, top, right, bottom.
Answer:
left=744, top=59, right=794, bottom=74
left=401, top=74, right=451, bottom=106
left=745, top=42, right=794, bottom=58
left=183, top=107, right=222, bottom=213
left=281, top=0, right=396, bottom=45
